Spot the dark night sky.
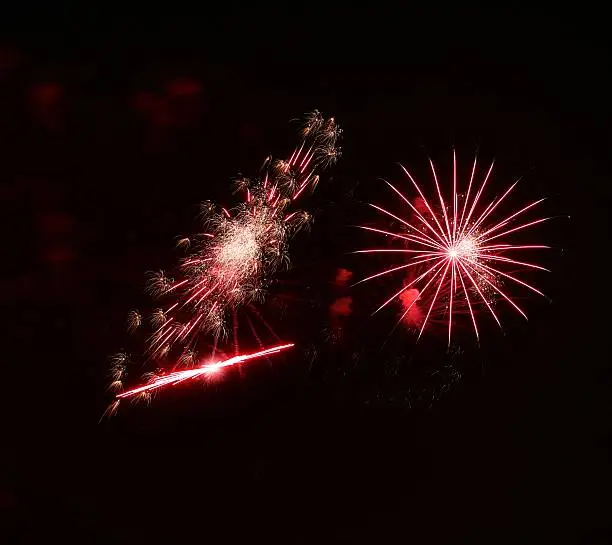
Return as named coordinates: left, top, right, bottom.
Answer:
left=2, top=6, right=611, bottom=544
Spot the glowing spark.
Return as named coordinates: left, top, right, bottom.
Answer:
left=356, top=152, right=549, bottom=344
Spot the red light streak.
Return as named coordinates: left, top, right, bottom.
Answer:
left=117, top=343, right=294, bottom=399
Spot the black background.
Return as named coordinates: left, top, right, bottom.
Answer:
left=2, top=5, right=610, bottom=544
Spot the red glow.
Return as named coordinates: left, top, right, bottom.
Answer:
left=330, top=296, right=353, bottom=318
left=29, top=82, right=63, bottom=107
left=399, top=288, right=423, bottom=327
left=334, top=268, right=353, bottom=287
left=166, top=77, right=202, bottom=97
left=29, top=82, right=63, bottom=131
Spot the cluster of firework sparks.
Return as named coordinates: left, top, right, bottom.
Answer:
left=107, top=111, right=551, bottom=415
left=107, top=112, right=341, bottom=414
left=354, top=152, right=549, bottom=344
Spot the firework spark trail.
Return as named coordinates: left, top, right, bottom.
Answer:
left=116, top=343, right=294, bottom=399
left=355, top=151, right=549, bottom=344
left=109, top=112, right=340, bottom=403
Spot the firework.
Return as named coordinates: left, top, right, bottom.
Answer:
left=109, top=112, right=340, bottom=403
left=354, top=152, right=549, bottom=344
left=116, top=343, right=294, bottom=399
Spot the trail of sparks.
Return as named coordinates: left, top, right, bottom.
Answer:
left=355, top=152, right=549, bottom=344
left=109, top=112, right=340, bottom=405
left=116, top=344, right=294, bottom=399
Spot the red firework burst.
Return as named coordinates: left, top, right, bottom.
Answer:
left=142, top=112, right=340, bottom=360
left=354, top=152, right=550, bottom=344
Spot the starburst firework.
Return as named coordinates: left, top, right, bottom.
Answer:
left=109, top=112, right=340, bottom=403
left=354, top=152, right=549, bottom=344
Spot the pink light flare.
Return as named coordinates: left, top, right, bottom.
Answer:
left=116, top=343, right=294, bottom=399
left=354, top=151, right=550, bottom=345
